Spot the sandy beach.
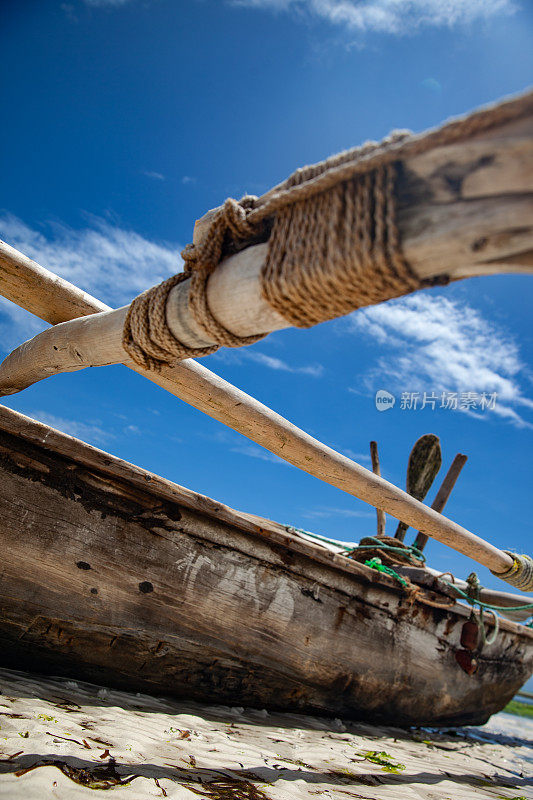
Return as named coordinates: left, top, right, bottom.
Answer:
left=0, top=666, right=530, bottom=799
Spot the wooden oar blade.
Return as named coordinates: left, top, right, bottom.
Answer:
left=407, top=434, right=442, bottom=501
left=395, top=434, right=442, bottom=541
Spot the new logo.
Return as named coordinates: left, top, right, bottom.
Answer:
left=375, top=389, right=396, bottom=411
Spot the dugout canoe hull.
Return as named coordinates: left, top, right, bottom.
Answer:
left=0, top=405, right=531, bottom=727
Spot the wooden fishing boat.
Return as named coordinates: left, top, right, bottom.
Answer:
left=0, top=404, right=531, bottom=727
left=1, top=92, right=532, bottom=727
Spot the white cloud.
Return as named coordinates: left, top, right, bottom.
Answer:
left=301, top=505, right=374, bottom=519
left=421, top=77, right=442, bottom=92
left=83, top=0, right=133, bottom=6
left=27, top=410, right=111, bottom=445
left=0, top=213, right=181, bottom=350
left=181, top=176, right=197, bottom=185
left=215, top=348, right=324, bottom=377
left=142, top=170, right=166, bottom=181
left=233, top=0, right=515, bottom=34
left=0, top=213, right=180, bottom=308
left=340, top=447, right=371, bottom=464
left=347, top=294, right=533, bottom=428
left=0, top=296, right=48, bottom=353
left=231, top=443, right=292, bottom=465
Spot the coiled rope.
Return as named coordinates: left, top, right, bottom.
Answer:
left=490, top=551, right=533, bottom=592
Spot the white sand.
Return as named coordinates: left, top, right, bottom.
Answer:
left=0, top=667, right=531, bottom=799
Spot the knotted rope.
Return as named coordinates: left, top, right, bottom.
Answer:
left=122, top=91, right=533, bottom=370
left=123, top=197, right=267, bottom=371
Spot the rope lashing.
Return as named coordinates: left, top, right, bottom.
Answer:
left=490, top=552, right=533, bottom=592
left=122, top=92, right=533, bottom=370
left=123, top=197, right=266, bottom=371
left=261, top=159, right=422, bottom=328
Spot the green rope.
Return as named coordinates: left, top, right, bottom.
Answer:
left=442, top=572, right=533, bottom=647
left=285, top=525, right=354, bottom=552
left=440, top=575, right=533, bottom=613
left=285, top=527, right=533, bottom=624
left=354, top=536, right=426, bottom=564
left=285, top=528, right=426, bottom=564
left=364, top=557, right=409, bottom=588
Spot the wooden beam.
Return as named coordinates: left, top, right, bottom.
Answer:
left=0, top=112, right=531, bottom=395
left=0, top=242, right=517, bottom=577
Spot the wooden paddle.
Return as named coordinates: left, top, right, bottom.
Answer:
left=395, top=434, right=442, bottom=541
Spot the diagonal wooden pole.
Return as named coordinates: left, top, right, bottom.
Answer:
left=0, top=239, right=518, bottom=578
left=413, top=454, right=468, bottom=552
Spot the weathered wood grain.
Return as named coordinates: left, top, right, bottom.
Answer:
left=0, top=406, right=531, bottom=725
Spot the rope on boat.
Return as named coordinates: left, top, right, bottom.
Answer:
left=363, top=557, right=409, bottom=588
left=440, top=576, right=533, bottom=615
left=286, top=528, right=422, bottom=591
left=285, top=525, right=355, bottom=551
left=348, top=535, right=426, bottom=565
left=286, top=525, right=533, bottom=621
left=490, top=552, right=533, bottom=592
left=285, top=529, right=425, bottom=564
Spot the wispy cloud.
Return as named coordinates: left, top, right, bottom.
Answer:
left=301, top=505, right=374, bottom=520
left=231, top=443, right=292, bottom=465
left=421, top=77, right=442, bottom=93
left=0, top=296, right=48, bottom=352
left=233, top=0, right=515, bottom=34
left=347, top=294, right=533, bottom=428
left=0, top=213, right=181, bottom=350
left=27, top=410, right=111, bottom=445
left=0, top=213, right=180, bottom=307
left=199, top=428, right=293, bottom=466
left=142, top=170, right=166, bottom=181
left=83, top=0, right=134, bottom=7
left=181, top=176, right=197, bottom=185
left=340, top=447, right=371, bottom=464
left=215, top=348, right=324, bottom=377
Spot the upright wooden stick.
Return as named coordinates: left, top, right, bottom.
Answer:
left=0, top=242, right=515, bottom=576
left=369, top=441, right=386, bottom=537
left=413, top=454, right=468, bottom=551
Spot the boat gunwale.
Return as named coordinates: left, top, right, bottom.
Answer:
left=1, top=403, right=531, bottom=641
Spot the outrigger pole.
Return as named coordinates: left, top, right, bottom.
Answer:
left=0, top=92, right=532, bottom=587
left=0, top=238, right=529, bottom=587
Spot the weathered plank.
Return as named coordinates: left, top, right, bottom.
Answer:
left=0, top=406, right=531, bottom=725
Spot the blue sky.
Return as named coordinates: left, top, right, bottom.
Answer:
left=1, top=0, right=532, bottom=595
